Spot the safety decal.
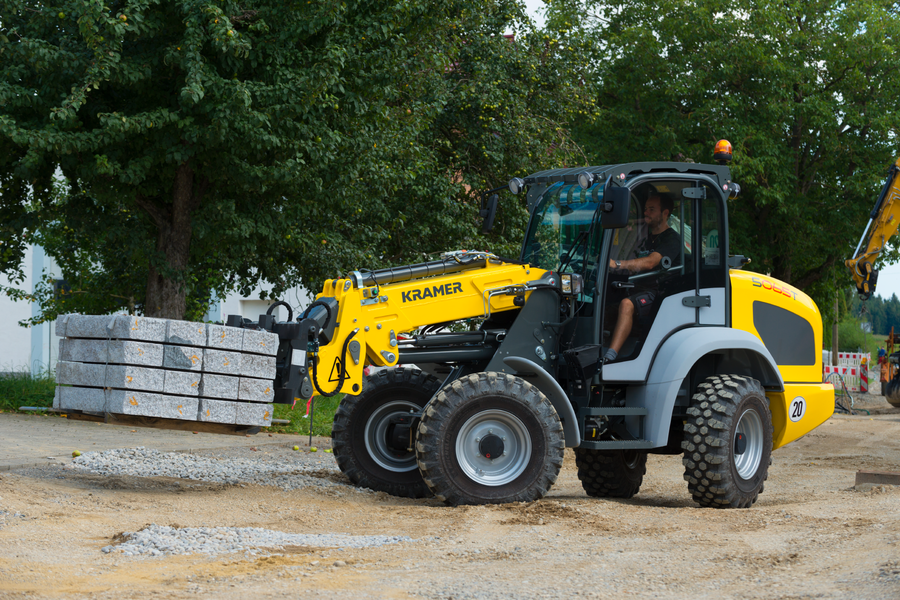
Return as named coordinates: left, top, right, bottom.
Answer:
left=329, top=357, right=346, bottom=382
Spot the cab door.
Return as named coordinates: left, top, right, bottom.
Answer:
left=602, top=178, right=722, bottom=382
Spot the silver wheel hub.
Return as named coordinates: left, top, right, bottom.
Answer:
left=364, top=400, right=419, bottom=473
left=456, top=409, right=532, bottom=486
left=734, top=407, right=764, bottom=479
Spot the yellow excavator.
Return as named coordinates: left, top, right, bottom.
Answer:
left=846, top=157, right=900, bottom=300
left=847, top=157, right=900, bottom=407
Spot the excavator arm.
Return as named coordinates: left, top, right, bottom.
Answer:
left=847, top=157, right=900, bottom=300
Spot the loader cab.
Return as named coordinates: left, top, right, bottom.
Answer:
left=519, top=164, right=731, bottom=382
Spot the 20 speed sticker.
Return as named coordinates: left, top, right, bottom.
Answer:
left=789, top=397, right=806, bottom=422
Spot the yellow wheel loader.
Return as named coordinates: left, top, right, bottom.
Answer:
left=257, top=141, right=833, bottom=507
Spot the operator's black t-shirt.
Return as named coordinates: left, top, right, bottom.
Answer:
left=637, top=227, right=680, bottom=266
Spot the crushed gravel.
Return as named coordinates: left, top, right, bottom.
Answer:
left=64, top=447, right=410, bottom=557
left=102, top=524, right=412, bottom=557
left=66, top=446, right=346, bottom=491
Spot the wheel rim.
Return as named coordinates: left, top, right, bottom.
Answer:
left=734, top=407, right=764, bottom=479
left=364, top=400, right=420, bottom=473
left=455, top=409, right=532, bottom=486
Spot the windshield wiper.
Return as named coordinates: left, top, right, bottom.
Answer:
left=558, top=230, right=588, bottom=274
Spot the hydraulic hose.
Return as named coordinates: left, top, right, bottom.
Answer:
left=310, top=328, right=359, bottom=398
left=301, top=300, right=333, bottom=328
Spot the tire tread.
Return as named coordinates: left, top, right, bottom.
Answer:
left=681, top=374, right=773, bottom=509
left=332, top=368, right=441, bottom=498
left=415, top=372, right=564, bottom=505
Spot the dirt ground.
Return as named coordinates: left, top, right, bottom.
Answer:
left=1, top=394, right=899, bottom=600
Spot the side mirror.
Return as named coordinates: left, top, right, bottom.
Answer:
left=481, top=193, right=498, bottom=234
left=603, top=186, right=629, bottom=229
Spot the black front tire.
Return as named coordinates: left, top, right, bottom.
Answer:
left=415, top=372, right=564, bottom=505
left=574, top=449, right=647, bottom=498
left=332, top=368, right=442, bottom=498
left=682, top=374, right=773, bottom=508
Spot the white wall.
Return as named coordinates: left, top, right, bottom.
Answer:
left=217, top=284, right=315, bottom=325
left=0, top=245, right=61, bottom=376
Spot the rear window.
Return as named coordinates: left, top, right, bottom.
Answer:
left=752, top=301, right=815, bottom=366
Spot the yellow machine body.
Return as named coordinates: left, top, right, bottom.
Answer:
left=730, top=270, right=834, bottom=449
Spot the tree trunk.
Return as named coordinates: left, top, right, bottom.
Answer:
left=142, top=163, right=203, bottom=320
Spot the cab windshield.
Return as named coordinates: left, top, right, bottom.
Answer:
left=521, top=182, right=604, bottom=273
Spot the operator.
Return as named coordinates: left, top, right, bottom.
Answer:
left=603, top=192, right=680, bottom=363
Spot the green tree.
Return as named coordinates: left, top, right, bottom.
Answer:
left=1, top=0, right=590, bottom=322
left=546, top=0, right=900, bottom=309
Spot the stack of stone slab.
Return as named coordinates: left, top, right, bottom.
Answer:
left=53, top=314, right=279, bottom=427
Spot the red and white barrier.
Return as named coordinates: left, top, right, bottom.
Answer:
left=837, top=352, right=870, bottom=366
left=824, top=365, right=864, bottom=392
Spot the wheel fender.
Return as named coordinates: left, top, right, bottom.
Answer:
left=502, top=356, right=581, bottom=448
left=633, top=327, right=783, bottom=447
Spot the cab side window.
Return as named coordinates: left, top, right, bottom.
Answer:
left=699, top=185, right=726, bottom=289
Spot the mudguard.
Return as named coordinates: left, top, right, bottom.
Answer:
left=502, top=356, right=581, bottom=448
left=625, top=327, right=783, bottom=447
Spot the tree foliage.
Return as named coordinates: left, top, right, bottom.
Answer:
left=546, top=0, right=900, bottom=309
left=0, top=0, right=591, bottom=322
left=848, top=289, right=900, bottom=337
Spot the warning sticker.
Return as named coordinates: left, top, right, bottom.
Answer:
left=329, top=357, right=346, bottom=382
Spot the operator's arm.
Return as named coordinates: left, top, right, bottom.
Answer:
left=609, top=253, right=661, bottom=273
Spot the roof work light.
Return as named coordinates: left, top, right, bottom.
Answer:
left=714, top=139, right=733, bottom=164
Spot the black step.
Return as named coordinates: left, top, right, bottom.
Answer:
left=578, top=439, right=656, bottom=450
left=580, top=407, right=648, bottom=417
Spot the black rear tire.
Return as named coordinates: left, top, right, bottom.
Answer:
left=886, top=378, right=900, bottom=408
left=682, top=374, right=773, bottom=508
left=332, top=368, right=441, bottom=498
left=574, top=449, right=647, bottom=498
left=415, top=372, right=564, bottom=505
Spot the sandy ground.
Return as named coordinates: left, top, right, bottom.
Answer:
left=0, top=394, right=898, bottom=600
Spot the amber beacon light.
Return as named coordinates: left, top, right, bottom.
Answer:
left=714, top=139, right=733, bottom=164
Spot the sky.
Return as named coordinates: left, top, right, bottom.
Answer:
left=524, top=0, right=547, bottom=28
left=872, top=262, right=900, bottom=302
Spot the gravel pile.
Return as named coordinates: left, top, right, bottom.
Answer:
left=66, top=447, right=345, bottom=491
left=102, top=524, right=411, bottom=556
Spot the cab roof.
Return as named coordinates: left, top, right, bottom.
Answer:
left=522, top=162, right=733, bottom=212
left=524, top=162, right=731, bottom=186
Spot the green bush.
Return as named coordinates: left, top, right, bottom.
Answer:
left=827, top=318, right=885, bottom=357
left=0, top=370, right=56, bottom=412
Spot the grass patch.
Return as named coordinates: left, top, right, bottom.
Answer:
left=265, top=394, right=343, bottom=437
left=0, top=370, right=56, bottom=412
